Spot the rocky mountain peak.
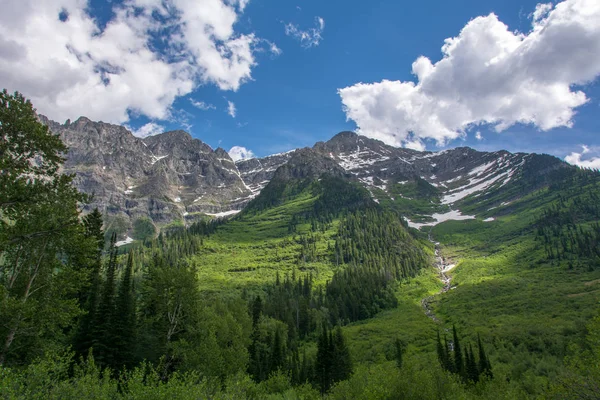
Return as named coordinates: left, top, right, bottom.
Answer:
left=40, top=114, right=574, bottom=238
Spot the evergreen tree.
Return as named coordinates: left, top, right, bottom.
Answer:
left=270, top=327, right=284, bottom=372
left=315, top=324, right=333, bottom=393
left=73, top=208, right=104, bottom=357
left=331, top=326, right=353, bottom=383
left=466, top=343, right=479, bottom=383
left=453, top=325, right=464, bottom=378
left=395, top=337, right=404, bottom=369
left=114, top=251, right=136, bottom=368
left=477, top=333, right=493, bottom=378
left=92, top=233, right=118, bottom=368
left=436, top=331, right=450, bottom=372
left=252, top=295, right=263, bottom=327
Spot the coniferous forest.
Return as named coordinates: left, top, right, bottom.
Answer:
left=2, top=89, right=600, bottom=400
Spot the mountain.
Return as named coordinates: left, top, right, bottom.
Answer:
left=41, top=116, right=256, bottom=235
left=14, top=110, right=600, bottom=398
left=41, top=116, right=571, bottom=237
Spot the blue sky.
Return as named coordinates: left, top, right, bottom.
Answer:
left=1, top=0, right=599, bottom=166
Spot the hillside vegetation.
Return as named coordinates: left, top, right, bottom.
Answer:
left=2, top=90, right=600, bottom=399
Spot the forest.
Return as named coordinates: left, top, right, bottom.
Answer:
left=2, top=89, right=600, bottom=399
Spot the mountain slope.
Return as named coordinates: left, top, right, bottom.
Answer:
left=41, top=116, right=255, bottom=235
left=44, top=115, right=574, bottom=239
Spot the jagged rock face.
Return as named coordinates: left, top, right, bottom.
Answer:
left=42, top=116, right=254, bottom=230
left=308, top=131, right=568, bottom=208
left=43, top=112, right=570, bottom=232
left=235, top=150, right=296, bottom=195
left=271, top=148, right=348, bottom=181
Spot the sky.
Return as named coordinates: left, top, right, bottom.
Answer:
left=1, top=0, right=599, bottom=168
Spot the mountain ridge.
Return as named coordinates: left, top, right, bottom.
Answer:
left=39, top=115, right=572, bottom=238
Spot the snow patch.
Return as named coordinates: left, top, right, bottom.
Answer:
left=116, top=236, right=134, bottom=247
left=468, top=161, right=495, bottom=176
left=483, top=217, right=495, bottom=222
left=205, top=210, right=241, bottom=218
left=404, top=210, right=475, bottom=230
left=151, top=155, right=168, bottom=165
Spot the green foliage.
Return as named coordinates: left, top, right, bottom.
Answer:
left=103, top=215, right=130, bottom=242
left=0, top=90, right=93, bottom=366
left=132, top=217, right=157, bottom=241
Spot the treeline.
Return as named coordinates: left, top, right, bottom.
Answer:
left=535, top=172, right=600, bottom=266
left=242, top=208, right=430, bottom=390
left=247, top=271, right=353, bottom=392
left=436, top=327, right=492, bottom=384
left=328, top=210, right=428, bottom=323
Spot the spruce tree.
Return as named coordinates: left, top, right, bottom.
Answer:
left=92, top=233, right=118, bottom=368
left=437, top=331, right=450, bottom=372
left=270, top=328, right=284, bottom=372
left=452, top=325, right=464, bottom=378
left=477, top=333, right=493, bottom=378
left=316, top=324, right=333, bottom=393
left=466, top=343, right=479, bottom=383
left=73, top=208, right=104, bottom=357
left=331, top=326, right=353, bottom=383
left=395, top=337, right=404, bottom=369
left=114, top=251, right=136, bottom=369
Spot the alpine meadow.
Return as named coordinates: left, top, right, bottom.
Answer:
left=2, top=0, right=600, bottom=399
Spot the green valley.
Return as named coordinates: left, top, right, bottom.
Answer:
left=2, top=89, right=600, bottom=400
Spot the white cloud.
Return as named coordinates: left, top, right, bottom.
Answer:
left=0, top=0, right=274, bottom=124
left=285, top=16, right=325, bottom=48
left=269, top=42, right=283, bottom=56
left=190, top=99, right=216, bottom=110
left=338, top=0, right=600, bottom=149
left=531, top=3, right=553, bottom=22
left=565, top=145, right=600, bottom=169
left=228, top=145, right=255, bottom=161
left=127, top=122, right=165, bottom=138
left=227, top=101, right=237, bottom=118
left=475, top=131, right=483, bottom=140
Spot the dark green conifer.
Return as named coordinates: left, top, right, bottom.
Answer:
left=114, top=251, right=136, bottom=368
left=92, top=232, right=118, bottom=368
left=453, top=325, right=464, bottom=377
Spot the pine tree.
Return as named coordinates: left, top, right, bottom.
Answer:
left=315, top=324, right=333, bottom=393
left=73, top=208, right=104, bottom=358
left=436, top=331, right=450, bottom=372
left=395, top=337, right=404, bottom=369
left=92, top=233, right=118, bottom=368
left=466, top=343, right=479, bottom=383
left=453, top=325, right=464, bottom=378
left=114, top=251, right=136, bottom=369
left=477, top=333, right=493, bottom=379
left=331, top=326, right=353, bottom=383
left=270, top=328, right=284, bottom=372
left=252, top=295, right=263, bottom=327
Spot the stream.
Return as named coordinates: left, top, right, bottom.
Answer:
left=421, top=233, right=456, bottom=323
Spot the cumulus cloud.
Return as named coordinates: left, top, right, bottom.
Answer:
left=475, top=131, right=483, bottom=140
left=127, top=122, right=165, bottom=138
left=228, top=146, right=255, bottom=161
left=338, top=0, right=600, bottom=149
left=565, top=145, right=600, bottom=169
left=285, top=17, right=325, bottom=48
left=227, top=101, right=237, bottom=118
left=0, top=0, right=273, bottom=124
left=190, top=99, right=216, bottom=110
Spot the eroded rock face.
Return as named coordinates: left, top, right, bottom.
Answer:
left=235, top=150, right=296, bottom=196
left=41, top=116, right=254, bottom=231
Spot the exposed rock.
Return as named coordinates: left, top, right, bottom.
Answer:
left=43, top=113, right=571, bottom=234
left=42, top=116, right=253, bottom=232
